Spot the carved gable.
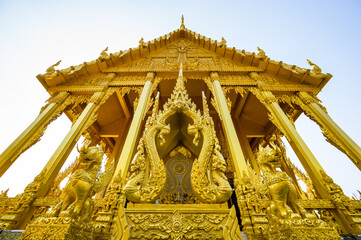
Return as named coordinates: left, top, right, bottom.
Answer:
left=105, top=39, right=252, bottom=73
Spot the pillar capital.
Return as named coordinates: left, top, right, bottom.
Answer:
left=297, top=91, right=319, bottom=105
left=248, top=71, right=260, bottom=80
left=48, top=92, right=70, bottom=104
left=88, top=89, right=111, bottom=105
left=210, top=72, right=220, bottom=81
left=262, top=90, right=278, bottom=104
left=145, top=72, right=155, bottom=82
left=249, top=88, right=278, bottom=106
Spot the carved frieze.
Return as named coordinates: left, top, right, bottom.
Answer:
left=125, top=204, right=242, bottom=240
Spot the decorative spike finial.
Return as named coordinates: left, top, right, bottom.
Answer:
left=180, top=15, right=185, bottom=30
left=175, top=63, right=185, bottom=91
left=167, top=63, right=188, bottom=103
left=202, top=91, right=210, bottom=118
left=179, top=63, right=183, bottom=77
left=152, top=92, right=160, bottom=118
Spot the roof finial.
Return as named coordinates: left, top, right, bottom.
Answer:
left=180, top=15, right=185, bottom=30
left=307, top=59, right=322, bottom=74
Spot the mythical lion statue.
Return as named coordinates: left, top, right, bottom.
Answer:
left=47, top=138, right=114, bottom=222
left=249, top=135, right=311, bottom=221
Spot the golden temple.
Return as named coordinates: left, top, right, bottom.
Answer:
left=0, top=16, right=360, bottom=240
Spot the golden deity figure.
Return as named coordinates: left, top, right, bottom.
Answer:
left=0, top=16, right=360, bottom=240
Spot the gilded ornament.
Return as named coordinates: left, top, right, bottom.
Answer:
left=256, top=47, right=267, bottom=59
left=124, top=66, right=232, bottom=204
left=99, top=47, right=110, bottom=61
left=307, top=59, right=322, bottom=74
left=45, top=60, right=61, bottom=76
left=180, top=15, right=185, bottom=30
left=250, top=135, right=316, bottom=220
left=123, top=92, right=168, bottom=203
left=2, top=17, right=361, bottom=240
left=46, top=138, right=114, bottom=222
left=139, top=37, right=147, bottom=48
left=0, top=169, right=47, bottom=229
left=217, top=37, right=227, bottom=48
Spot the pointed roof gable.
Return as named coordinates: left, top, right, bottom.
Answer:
left=37, top=17, right=332, bottom=94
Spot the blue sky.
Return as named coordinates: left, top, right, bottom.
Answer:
left=0, top=0, right=360, bottom=197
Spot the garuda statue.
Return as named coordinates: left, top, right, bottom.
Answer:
left=47, top=138, right=114, bottom=222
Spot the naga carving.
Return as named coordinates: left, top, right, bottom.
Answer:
left=123, top=123, right=170, bottom=203
left=123, top=92, right=169, bottom=203
left=47, top=138, right=114, bottom=222
left=124, top=65, right=232, bottom=204
left=188, top=93, right=232, bottom=203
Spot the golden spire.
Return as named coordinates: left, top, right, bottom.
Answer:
left=180, top=15, right=185, bottom=30
left=174, top=63, right=186, bottom=95
left=165, top=63, right=189, bottom=105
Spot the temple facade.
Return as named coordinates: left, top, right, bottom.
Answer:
left=0, top=17, right=360, bottom=240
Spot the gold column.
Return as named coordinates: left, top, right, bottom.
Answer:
left=297, top=91, right=361, bottom=171
left=114, top=72, right=155, bottom=182
left=258, top=90, right=329, bottom=197
left=0, top=92, right=69, bottom=177
left=252, top=87, right=353, bottom=232
left=36, top=90, right=107, bottom=197
left=112, top=117, right=131, bottom=166
left=233, top=117, right=261, bottom=174
left=112, top=73, right=154, bottom=240
left=210, top=72, right=249, bottom=180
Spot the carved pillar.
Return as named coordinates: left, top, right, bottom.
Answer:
left=249, top=80, right=353, bottom=232
left=233, top=117, right=261, bottom=174
left=112, top=73, right=154, bottom=240
left=210, top=72, right=249, bottom=181
left=297, top=91, right=361, bottom=171
left=112, top=118, right=131, bottom=167
left=37, top=89, right=110, bottom=198
left=0, top=92, right=69, bottom=177
left=113, top=72, right=155, bottom=183
left=0, top=89, right=112, bottom=229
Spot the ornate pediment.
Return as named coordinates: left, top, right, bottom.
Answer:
left=104, top=39, right=258, bottom=73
